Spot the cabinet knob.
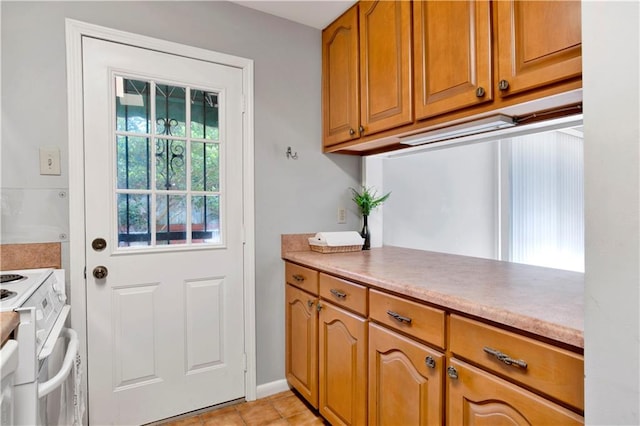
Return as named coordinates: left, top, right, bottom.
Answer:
left=316, top=302, right=323, bottom=312
left=425, top=356, right=436, bottom=369
left=475, top=87, right=486, bottom=97
left=359, top=125, right=365, bottom=134
left=307, top=300, right=314, bottom=308
left=349, top=128, right=356, bottom=136
left=498, top=79, right=510, bottom=91
left=447, top=366, right=458, bottom=379
left=292, top=274, right=305, bottom=283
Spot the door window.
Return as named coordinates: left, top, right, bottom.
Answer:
left=115, top=77, right=222, bottom=248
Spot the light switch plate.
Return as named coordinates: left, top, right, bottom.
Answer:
left=39, top=148, right=61, bottom=175
left=338, top=207, right=347, bottom=224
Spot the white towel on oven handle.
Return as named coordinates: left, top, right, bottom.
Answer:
left=58, top=352, right=85, bottom=426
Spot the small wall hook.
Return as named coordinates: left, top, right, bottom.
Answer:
left=286, top=146, right=298, bottom=160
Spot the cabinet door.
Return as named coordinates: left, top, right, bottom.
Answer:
left=495, top=0, right=582, bottom=97
left=318, top=302, right=367, bottom=426
left=368, top=323, right=443, bottom=426
left=285, top=284, right=318, bottom=408
left=359, top=0, right=413, bottom=136
left=413, top=0, right=492, bottom=120
left=322, top=5, right=360, bottom=147
left=447, top=358, right=584, bottom=425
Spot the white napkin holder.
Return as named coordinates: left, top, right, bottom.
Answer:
left=308, top=232, right=364, bottom=253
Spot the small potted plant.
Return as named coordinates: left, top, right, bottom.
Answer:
left=351, top=186, right=391, bottom=250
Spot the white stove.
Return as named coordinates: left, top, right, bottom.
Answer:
left=0, top=268, right=79, bottom=425
left=0, top=269, right=67, bottom=357
left=0, top=268, right=55, bottom=310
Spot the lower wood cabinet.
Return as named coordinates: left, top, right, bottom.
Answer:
left=283, top=261, right=584, bottom=425
left=447, top=358, right=584, bottom=425
left=318, top=302, right=367, bottom=425
left=368, top=322, right=444, bottom=425
left=285, top=283, right=318, bottom=407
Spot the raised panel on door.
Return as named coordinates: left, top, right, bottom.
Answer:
left=496, top=0, right=582, bottom=97
left=447, top=358, right=584, bottom=425
left=112, top=283, right=161, bottom=389
left=323, top=5, right=360, bottom=147
left=359, top=0, right=413, bottom=136
left=413, top=0, right=492, bottom=120
left=285, top=284, right=318, bottom=408
left=184, top=278, right=225, bottom=372
left=368, top=323, right=443, bottom=426
left=318, top=302, right=367, bottom=426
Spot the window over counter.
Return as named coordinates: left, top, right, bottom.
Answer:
left=364, top=116, right=584, bottom=273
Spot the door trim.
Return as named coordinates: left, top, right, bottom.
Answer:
left=65, top=19, right=257, bottom=417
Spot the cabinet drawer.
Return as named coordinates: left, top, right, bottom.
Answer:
left=285, top=262, right=318, bottom=295
left=369, top=289, right=445, bottom=349
left=319, top=273, right=367, bottom=316
left=449, top=315, right=584, bottom=411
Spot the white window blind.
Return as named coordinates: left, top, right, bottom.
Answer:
left=507, top=130, right=584, bottom=272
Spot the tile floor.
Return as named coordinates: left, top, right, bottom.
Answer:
left=160, top=390, right=327, bottom=426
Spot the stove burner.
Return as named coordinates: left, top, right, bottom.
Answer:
left=0, top=288, right=17, bottom=301
left=0, top=274, right=26, bottom=284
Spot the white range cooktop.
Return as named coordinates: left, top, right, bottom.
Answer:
left=0, top=268, right=54, bottom=311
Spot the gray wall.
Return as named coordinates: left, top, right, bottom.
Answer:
left=0, top=1, right=361, bottom=387
left=382, top=142, right=498, bottom=259
left=583, top=1, right=640, bottom=423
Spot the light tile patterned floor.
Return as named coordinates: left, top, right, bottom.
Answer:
left=160, top=390, right=327, bottom=426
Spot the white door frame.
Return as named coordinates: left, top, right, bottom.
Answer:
left=65, top=19, right=257, bottom=419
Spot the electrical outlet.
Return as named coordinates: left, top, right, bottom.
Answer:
left=39, top=148, right=61, bottom=176
left=338, top=207, right=347, bottom=224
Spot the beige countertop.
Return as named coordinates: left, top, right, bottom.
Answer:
left=282, top=237, right=584, bottom=349
left=1, top=312, right=19, bottom=346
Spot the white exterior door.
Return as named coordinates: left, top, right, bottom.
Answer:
left=82, top=36, right=246, bottom=425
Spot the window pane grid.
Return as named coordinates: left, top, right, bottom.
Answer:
left=115, top=75, right=221, bottom=248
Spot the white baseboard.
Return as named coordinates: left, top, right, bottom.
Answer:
left=255, top=379, right=290, bottom=399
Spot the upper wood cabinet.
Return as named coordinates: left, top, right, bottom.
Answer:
left=322, top=1, right=413, bottom=148
left=322, top=5, right=360, bottom=146
left=413, top=0, right=492, bottom=120
left=359, top=0, right=413, bottom=136
left=321, top=0, right=583, bottom=155
left=495, top=0, right=582, bottom=97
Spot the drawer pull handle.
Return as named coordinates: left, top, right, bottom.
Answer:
left=292, top=274, right=305, bottom=283
left=330, top=289, right=347, bottom=299
left=386, top=310, right=412, bottom=324
left=483, top=346, right=528, bottom=369
left=425, top=356, right=436, bottom=369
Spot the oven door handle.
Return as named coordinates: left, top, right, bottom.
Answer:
left=38, top=327, right=78, bottom=399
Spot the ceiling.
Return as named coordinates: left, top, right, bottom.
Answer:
left=229, top=0, right=357, bottom=30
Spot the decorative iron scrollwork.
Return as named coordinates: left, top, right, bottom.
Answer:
left=156, top=118, right=184, bottom=190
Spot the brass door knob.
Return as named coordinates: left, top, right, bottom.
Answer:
left=93, top=266, right=108, bottom=279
